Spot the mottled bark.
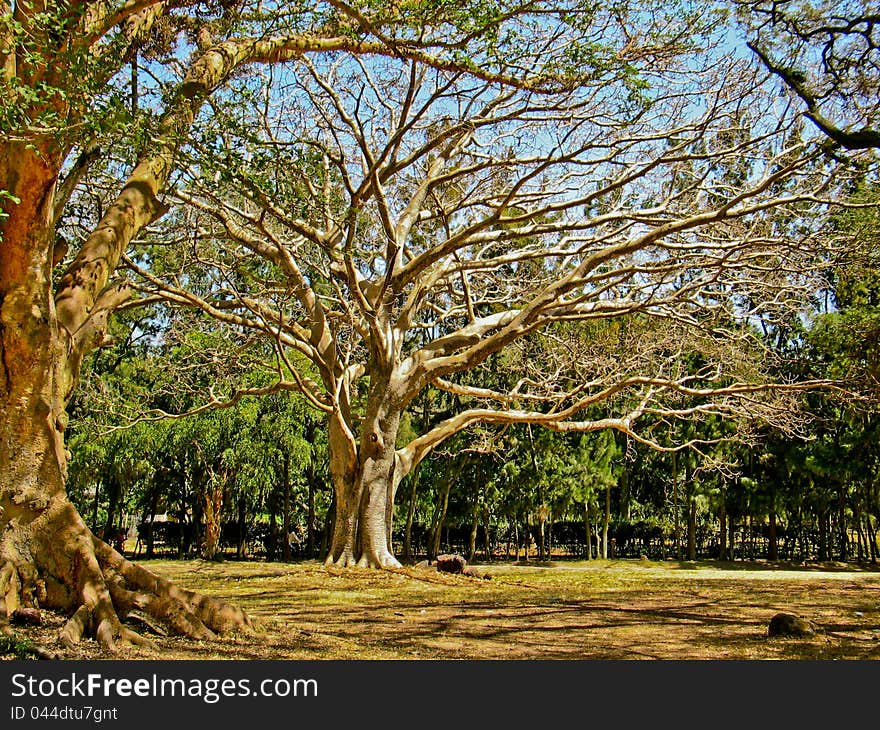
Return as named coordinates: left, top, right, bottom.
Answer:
left=324, top=391, right=403, bottom=568
left=1, top=132, right=250, bottom=649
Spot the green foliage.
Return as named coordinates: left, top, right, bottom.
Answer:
left=0, top=634, right=34, bottom=659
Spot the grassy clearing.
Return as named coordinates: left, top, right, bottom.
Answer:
left=5, top=558, right=880, bottom=660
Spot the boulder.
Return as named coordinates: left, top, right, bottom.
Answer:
left=462, top=566, right=491, bottom=580
left=11, top=608, right=42, bottom=626
left=436, top=553, right=467, bottom=574
left=768, top=612, right=815, bottom=638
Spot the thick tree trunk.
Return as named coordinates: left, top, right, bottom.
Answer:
left=0, top=351, right=250, bottom=650
left=324, top=399, right=403, bottom=568
left=1, top=146, right=250, bottom=650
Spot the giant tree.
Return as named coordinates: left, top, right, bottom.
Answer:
left=1, top=0, right=629, bottom=647
left=125, top=17, right=868, bottom=569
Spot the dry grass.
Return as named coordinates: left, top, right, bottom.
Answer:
left=6, top=558, right=880, bottom=660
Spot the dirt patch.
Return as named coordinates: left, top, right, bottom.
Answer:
left=4, top=559, right=880, bottom=660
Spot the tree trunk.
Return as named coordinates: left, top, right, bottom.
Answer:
left=685, top=457, right=695, bottom=561
left=538, top=506, right=547, bottom=561
left=855, top=507, right=865, bottom=563
left=282, top=453, right=292, bottom=562
left=672, top=450, right=680, bottom=560
left=468, top=510, right=479, bottom=563
left=483, top=512, right=492, bottom=561
left=687, top=495, right=697, bottom=561
left=324, top=399, right=403, bottom=568
left=235, top=495, right=247, bottom=559
left=584, top=501, right=592, bottom=560
left=402, top=466, right=420, bottom=564
left=728, top=515, right=736, bottom=561
left=768, top=509, right=778, bottom=561
left=867, top=515, right=878, bottom=563
left=202, top=480, right=223, bottom=561
left=513, top=519, right=520, bottom=561
left=0, top=144, right=251, bottom=650
left=719, top=495, right=728, bottom=561
left=267, top=498, right=279, bottom=562
left=602, top=483, right=611, bottom=559
left=102, top=476, right=122, bottom=541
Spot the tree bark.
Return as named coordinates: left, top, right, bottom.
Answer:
left=324, top=390, right=403, bottom=568
left=0, top=140, right=250, bottom=649
left=728, top=515, right=736, bottom=561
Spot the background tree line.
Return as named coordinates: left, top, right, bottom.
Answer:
left=67, top=184, right=880, bottom=566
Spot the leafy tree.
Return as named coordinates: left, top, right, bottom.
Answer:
left=3, top=0, right=638, bottom=646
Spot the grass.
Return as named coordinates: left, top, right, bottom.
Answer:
left=6, top=558, right=880, bottom=660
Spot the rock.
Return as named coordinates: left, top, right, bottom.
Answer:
left=11, top=608, right=42, bottom=626
left=462, top=566, right=491, bottom=580
left=415, top=560, right=430, bottom=569
left=768, top=612, right=815, bottom=638
left=436, top=553, right=467, bottom=574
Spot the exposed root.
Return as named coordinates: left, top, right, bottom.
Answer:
left=2, top=532, right=253, bottom=654
left=325, top=550, right=359, bottom=568
left=325, top=549, right=402, bottom=570
left=356, top=550, right=402, bottom=569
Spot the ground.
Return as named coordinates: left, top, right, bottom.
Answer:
left=4, top=558, right=880, bottom=660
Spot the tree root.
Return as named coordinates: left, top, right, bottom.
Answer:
left=0, top=533, right=254, bottom=654
left=325, top=548, right=402, bottom=569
